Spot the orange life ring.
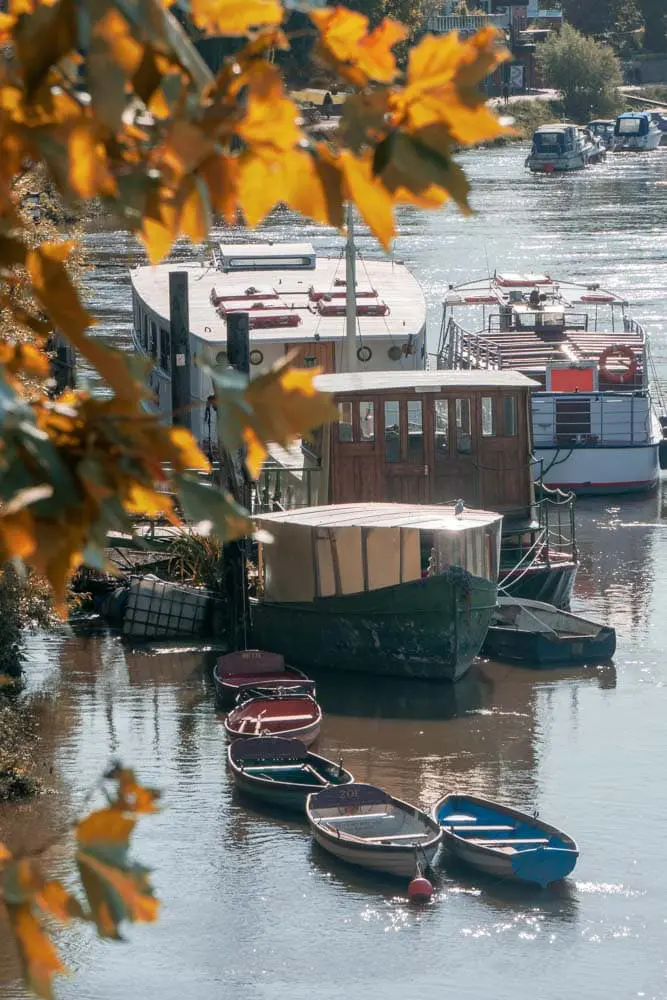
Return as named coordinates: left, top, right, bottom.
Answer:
left=599, top=344, right=638, bottom=385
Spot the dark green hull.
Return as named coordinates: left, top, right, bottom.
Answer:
left=251, top=570, right=497, bottom=682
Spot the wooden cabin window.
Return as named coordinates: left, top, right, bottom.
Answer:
left=502, top=394, right=518, bottom=436
left=160, top=328, right=170, bottom=371
left=407, top=400, right=424, bottom=464
left=384, top=401, right=401, bottom=463
left=481, top=396, right=495, bottom=437
left=150, top=320, right=158, bottom=359
left=359, top=401, right=374, bottom=441
left=434, top=399, right=449, bottom=460
left=338, top=402, right=354, bottom=442
left=455, top=398, right=472, bottom=454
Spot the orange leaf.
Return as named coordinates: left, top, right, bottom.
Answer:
left=124, top=484, right=175, bottom=518
left=191, top=0, right=282, bottom=34
left=76, top=808, right=136, bottom=849
left=311, top=7, right=407, bottom=86
left=140, top=184, right=178, bottom=265
left=6, top=902, right=67, bottom=1000
left=242, top=425, right=267, bottom=481
left=67, top=122, right=116, bottom=200
left=340, top=151, right=395, bottom=250
left=34, top=881, right=86, bottom=923
left=177, top=177, right=210, bottom=245
left=166, top=426, right=211, bottom=472
left=107, top=765, right=162, bottom=815
left=0, top=511, right=37, bottom=560
left=198, top=154, right=238, bottom=224
left=0, top=842, right=11, bottom=865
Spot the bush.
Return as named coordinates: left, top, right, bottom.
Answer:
left=537, top=24, right=624, bottom=122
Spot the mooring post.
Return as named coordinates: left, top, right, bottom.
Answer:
left=169, top=271, right=191, bottom=429
left=226, top=311, right=250, bottom=377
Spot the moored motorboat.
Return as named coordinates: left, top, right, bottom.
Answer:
left=526, top=123, right=605, bottom=173
left=224, top=689, right=322, bottom=746
left=213, top=649, right=314, bottom=708
left=432, top=793, right=578, bottom=888
left=307, top=783, right=442, bottom=879
left=227, top=736, right=354, bottom=812
left=482, top=596, right=616, bottom=665
left=614, top=111, right=662, bottom=151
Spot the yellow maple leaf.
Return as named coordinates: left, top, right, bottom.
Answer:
left=311, top=7, right=407, bottom=86
left=198, top=154, right=239, bottom=224
left=124, top=483, right=175, bottom=519
left=177, top=177, right=211, bottom=245
left=33, top=880, right=86, bottom=923
left=140, top=184, right=178, bottom=265
left=166, top=426, right=211, bottom=472
left=6, top=903, right=67, bottom=1000
left=340, top=151, right=395, bottom=250
left=67, top=121, right=117, bottom=200
left=191, top=0, right=282, bottom=35
left=107, top=765, right=162, bottom=815
left=0, top=842, right=11, bottom=865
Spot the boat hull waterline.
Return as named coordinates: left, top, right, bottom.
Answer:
left=308, top=783, right=442, bottom=880
left=433, top=793, right=578, bottom=888
left=213, top=650, right=314, bottom=707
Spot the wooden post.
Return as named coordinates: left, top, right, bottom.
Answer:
left=49, top=333, right=76, bottom=395
left=169, top=271, right=191, bottom=429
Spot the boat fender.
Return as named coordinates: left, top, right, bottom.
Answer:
left=408, top=875, right=433, bottom=903
left=599, top=344, right=638, bottom=384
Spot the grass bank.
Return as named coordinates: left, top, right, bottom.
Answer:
left=0, top=688, right=41, bottom=802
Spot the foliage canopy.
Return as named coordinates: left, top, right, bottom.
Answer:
left=537, top=22, right=623, bottom=121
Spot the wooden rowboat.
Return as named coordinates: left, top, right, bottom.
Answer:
left=432, top=793, right=578, bottom=888
left=227, top=736, right=354, bottom=812
left=307, top=783, right=442, bottom=879
left=213, top=649, right=314, bottom=708
left=224, top=690, right=322, bottom=746
left=482, top=597, right=616, bottom=666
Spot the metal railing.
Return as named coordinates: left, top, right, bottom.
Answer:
left=531, top=392, right=654, bottom=447
left=254, top=464, right=322, bottom=512
left=426, top=13, right=507, bottom=33
left=438, top=317, right=502, bottom=371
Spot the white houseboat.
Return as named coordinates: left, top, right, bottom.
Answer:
left=526, top=124, right=605, bottom=173
left=436, top=273, right=663, bottom=495
left=130, top=236, right=427, bottom=448
left=614, top=112, right=662, bottom=151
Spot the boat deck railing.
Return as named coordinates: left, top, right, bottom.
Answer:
left=438, top=318, right=502, bottom=371
left=531, top=391, right=655, bottom=447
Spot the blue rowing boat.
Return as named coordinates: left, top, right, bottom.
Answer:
left=432, top=793, right=578, bottom=888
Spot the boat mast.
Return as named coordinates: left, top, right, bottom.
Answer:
left=344, top=202, right=357, bottom=372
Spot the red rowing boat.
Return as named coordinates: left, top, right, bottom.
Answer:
left=213, top=650, right=314, bottom=708
left=224, top=691, right=322, bottom=746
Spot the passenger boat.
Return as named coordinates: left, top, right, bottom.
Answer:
left=614, top=112, right=662, bottom=151
left=227, top=736, right=354, bottom=812
left=224, top=689, right=322, bottom=746
left=482, top=597, right=616, bottom=665
left=432, top=793, right=578, bottom=887
left=129, top=235, right=427, bottom=450
left=437, top=272, right=663, bottom=494
left=307, top=783, right=442, bottom=879
left=213, top=649, right=313, bottom=708
left=526, top=124, right=605, bottom=173
left=587, top=119, right=616, bottom=150
left=251, top=502, right=503, bottom=682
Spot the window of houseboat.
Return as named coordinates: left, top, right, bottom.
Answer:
left=407, top=400, right=423, bottom=464
left=481, top=396, right=495, bottom=437
left=384, top=401, right=401, bottom=462
left=359, top=401, right=375, bottom=441
left=160, top=328, right=170, bottom=371
left=338, top=401, right=354, bottom=442
left=141, top=312, right=148, bottom=350
left=149, top=320, right=158, bottom=358
left=455, top=398, right=472, bottom=454
left=502, top=394, right=518, bottom=436
left=434, top=399, right=449, bottom=459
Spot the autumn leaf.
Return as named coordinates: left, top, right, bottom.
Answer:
left=311, top=7, right=407, bottom=86
left=34, top=880, right=86, bottom=923
left=106, top=764, right=162, bottom=815
left=124, top=483, right=176, bottom=519
left=191, top=0, right=283, bottom=34
left=76, top=808, right=158, bottom=938
left=340, top=151, right=395, bottom=250
left=166, top=426, right=211, bottom=472
left=67, top=122, right=117, bottom=200
left=0, top=842, right=11, bottom=865
left=6, top=903, right=66, bottom=1000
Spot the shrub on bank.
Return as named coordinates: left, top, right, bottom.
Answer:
left=537, top=24, right=624, bottom=122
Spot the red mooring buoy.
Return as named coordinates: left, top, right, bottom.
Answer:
left=408, top=875, right=433, bottom=902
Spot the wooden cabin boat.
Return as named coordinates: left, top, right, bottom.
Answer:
left=307, top=783, right=442, bottom=879
left=614, top=112, right=662, bottom=151
left=482, top=597, right=616, bottom=666
left=224, top=689, right=322, bottom=746
left=129, top=240, right=426, bottom=450
left=251, top=502, right=503, bottom=682
left=432, top=793, right=578, bottom=888
left=258, top=370, right=578, bottom=608
left=227, top=736, right=354, bottom=813
left=526, top=124, right=605, bottom=173
left=438, top=273, right=662, bottom=495
left=213, top=649, right=313, bottom=708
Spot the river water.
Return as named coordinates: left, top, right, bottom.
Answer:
left=2, top=143, right=667, bottom=1000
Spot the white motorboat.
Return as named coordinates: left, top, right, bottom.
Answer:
left=614, top=112, right=662, bottom=151
left=526, top=124, right=606, bottom=173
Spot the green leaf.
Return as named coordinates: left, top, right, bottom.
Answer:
left=175, top=475, right=252, bottom=541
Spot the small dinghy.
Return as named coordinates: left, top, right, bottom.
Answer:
left=213, top=649, right=314, bottom=708
left=432, top=793, right=578, bottom=888
left=224, top=688, right=322, bottom=746
left=482, top=597, right=616, bottom=666
left=307, top=783, right=442, bottom=879
left=228, top=737, right=354, bottom=812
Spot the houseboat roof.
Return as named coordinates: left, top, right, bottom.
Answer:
left=314, top=370, right=538, bottom=393
left=130, top=244, right=427, bottom=345
left=443, top=274, right=628, bottom=307
left=256, top=502, right=503, bottom=532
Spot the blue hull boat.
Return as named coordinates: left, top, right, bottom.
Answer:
left=432, top=793, right=578, bottom=888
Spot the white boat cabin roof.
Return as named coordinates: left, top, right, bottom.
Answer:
left=256, top=502, right=503, bottom=533
left=130, top=242, right=427, bottom=345
left=314, top=370, right=538, bottom=393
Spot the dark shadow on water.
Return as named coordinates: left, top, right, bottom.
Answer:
left=309, top=662, right=495, bottom=721
left=477, top=658, right=617, bottom=691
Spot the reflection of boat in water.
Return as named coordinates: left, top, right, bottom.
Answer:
left=477, top=657, right=617, bottom=690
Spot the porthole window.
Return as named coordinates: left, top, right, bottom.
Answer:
left=250, top=349, right=264, bottom=366
left=388, top=345, right=402, bottom=361
left=357, top=345, right=372, bottom=363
